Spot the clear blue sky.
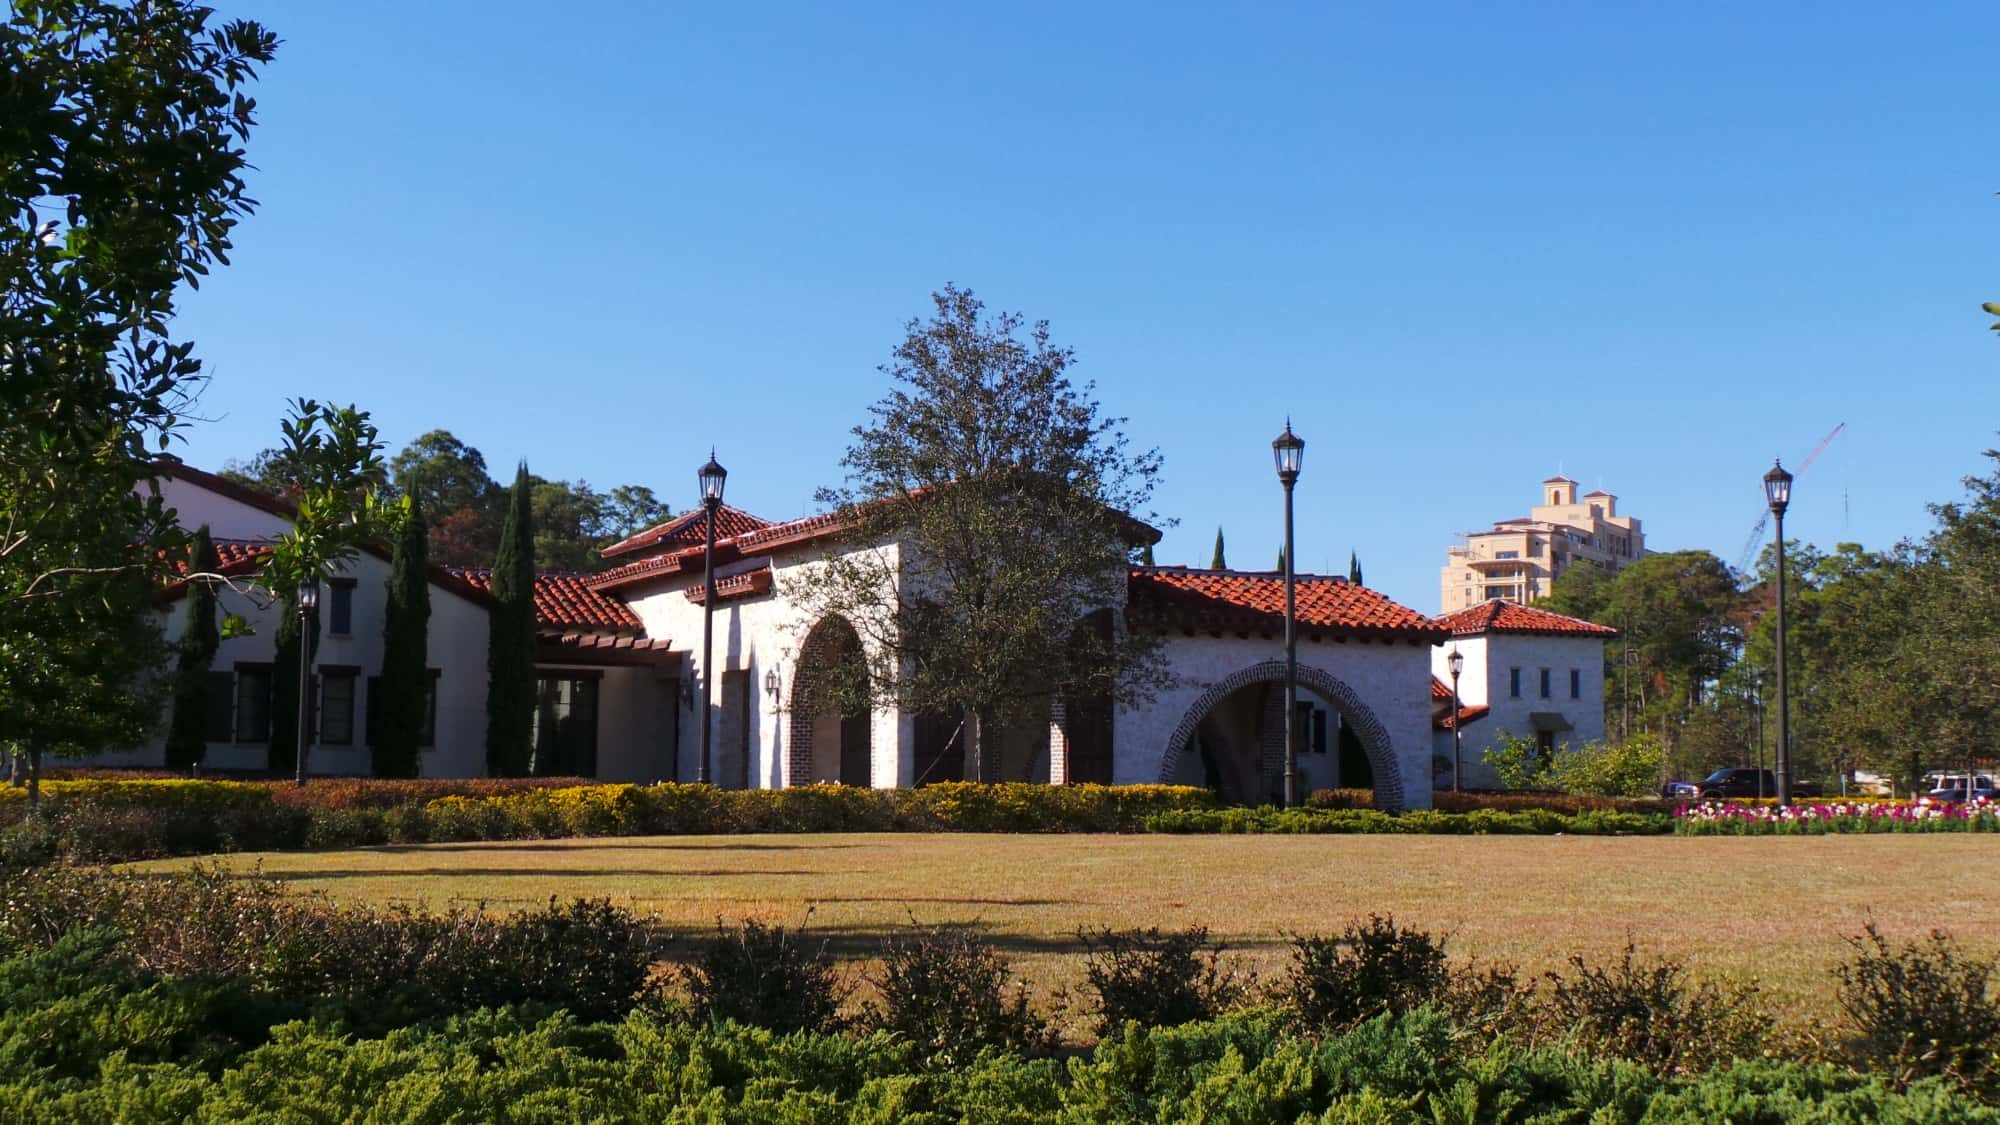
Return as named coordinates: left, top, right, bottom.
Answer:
left=175, top=2, right=1996, bottom=612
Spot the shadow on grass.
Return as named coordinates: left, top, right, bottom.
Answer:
left=233, top=867, right=825, bottom=882
left=651, top=918, right=1291, bottom=961
left=364, top=840, right=871, bottom=854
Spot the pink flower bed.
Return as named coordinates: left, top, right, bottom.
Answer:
left=1674, top=797, right=2000, bottom=834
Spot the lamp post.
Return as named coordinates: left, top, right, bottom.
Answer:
left=1763, top=459, right=1794, bottom=808
left=1272, top=422, right=1305, bottom=808
left=1447, top=647, right=1465, bottom=793
left=697, top=451, right=728, bottom=787
left=294, top=577, right=319, bottom=787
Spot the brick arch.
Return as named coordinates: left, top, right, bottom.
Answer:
left=786, top=615, right=870, bottom=787
left=1157, top=661, right=1406, bottom=812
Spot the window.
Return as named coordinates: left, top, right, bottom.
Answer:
left=1509, top=668, right=1521, bottom=698
left=534, top=675, right=600, bottom=777
left=1570, top=669, right=1581, bottom=699
left=319, top=668, right=357, bottom=745
left=328, top=580, right=355, bottom=636
left=202, top=671, right=234, bottom=742
left=1296, top=702, right=1328, bottom=754
left=1495, top=550, right=1518, bottom=560
left=1528, top=539, right=1544, bottom=557
left=1539, top=668, right=1551, bottom=699
left=233, top=664, right=272, bottom=742
left=367, top=670, right=441, bottom=749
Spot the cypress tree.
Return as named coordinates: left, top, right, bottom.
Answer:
left=1211, top=526, right=1227, bottom=570
left=165, top=526, right=221, bottom=772
left=485, top=462, right=538, bottom=776
left=1276, top=545, right=1287, bottom=574
left=1349, top=550, right=1364, bottom=587
left=375, top=503, right=430, bottom=777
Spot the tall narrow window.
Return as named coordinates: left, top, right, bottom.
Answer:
left=328, top=579, right=355, bottom=636
left=203, top=671, right=235, bottom=742
left=233, top=664, right=272, bottom=742
left=1570, top=669, right=1581, bottom=699
left=319, top=668, right=357, bottom=745
left=1539, top=668, right=1552, bottom=699
left=1509, top=668, right=1521, bottom=698
left=534, top=675, right=599, bottom=777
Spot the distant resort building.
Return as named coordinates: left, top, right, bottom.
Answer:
left=1439, top=476, right=1645, bottom=612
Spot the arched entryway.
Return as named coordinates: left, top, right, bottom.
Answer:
left=787, top=616, right=871, bottom=786
left=1158, top=661, right=1407, bottom=811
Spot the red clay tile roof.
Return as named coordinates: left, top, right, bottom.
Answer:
left=448, top=568, right=643, bottom=633
left=1434, top=600, right=1619, bottom=638
left=599, top=505, right=774, bottom=560
left=169, top=537, right=273, bottom=578
left=1127, top=567, right=1448, bottom=643
left=1431, top=676, right=1453, bottom=702
left=683, top=560, right=774, bottom=605
left=1434, top=703, right=1490, bottom=730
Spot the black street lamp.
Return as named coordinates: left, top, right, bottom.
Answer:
left=1447, top=647, right=1465, bottom=793
left=1763, top=459, right=1794, bottom=808
left=294, top=577, right=319, bottom=787
left=697, top=451, right=728, bottom=787
left=1272, top=422, right=1305, bottom=808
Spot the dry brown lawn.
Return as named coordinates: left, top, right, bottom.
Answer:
left=138, top=832, right=2000, bottom=1022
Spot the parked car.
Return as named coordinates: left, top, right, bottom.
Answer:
left=1696, top=768, right=1822, bottom=801
left=1660, top=780, right=1701, bottom=800
left=1923, top=780, right=2000, bottom=804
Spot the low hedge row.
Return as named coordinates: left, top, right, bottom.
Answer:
left=1148, top=806, right=1674, bottom=835
left=1, top=781, right=1219, bottom=863
left=1308, top=787, right=1679, bottom=815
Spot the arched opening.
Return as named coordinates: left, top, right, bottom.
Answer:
left=787, top=616, right=871, bottom=786
left=1158, top=662, right=1406, bottom=811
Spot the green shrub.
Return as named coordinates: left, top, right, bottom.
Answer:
left=1542, top=942, right=1774, bottom=1076
left=866, top=922, right=1051, bottom=1067
left=1837, top=922, right=2000, bottom=1097
left=1284, top=916, right=1451, bottom=1032
left=1550, top=734, right=1669, bottom=797
left=1079, top=924, right=1249, bottom=1036
left=676, top=918, right=846, bottom=1034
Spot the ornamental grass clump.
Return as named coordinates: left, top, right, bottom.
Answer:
left=1837, top=922, right=2000, bottom=1098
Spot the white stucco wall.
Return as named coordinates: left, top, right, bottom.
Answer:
left=1117, top=634, right=1437, bottom=809
left=620, top=540, right=907, bottom=789
left=1430, top=633, right=1606, bottom=788
left=152, top=474, right=292, bottom=542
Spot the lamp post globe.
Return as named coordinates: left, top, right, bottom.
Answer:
left=697, top=451, right=727, bottom=786
left=1764, top=459, right=1794, bottom=807
left=1272, top=422, right=1304, bottom=807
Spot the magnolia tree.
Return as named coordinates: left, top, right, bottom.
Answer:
left=255, top=399, right=389, bottom=784
left=790, top=285, right=1172, bottom=780
left=0, top=0, right=276, bottom=799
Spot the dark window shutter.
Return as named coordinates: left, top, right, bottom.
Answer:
left=365, top=676, right=381, bottom=746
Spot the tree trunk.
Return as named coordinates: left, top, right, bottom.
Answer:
left=24, top=748, right=41, bottom=815
left=965, top=707, right=986, bottom=784
left=7, top=751, right=22, bottom=788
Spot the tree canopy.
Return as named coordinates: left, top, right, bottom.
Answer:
left=792, top=285, right=1170, bottom=778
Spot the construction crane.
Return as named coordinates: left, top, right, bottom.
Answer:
left=1736, top=422, right=1845, bottom=574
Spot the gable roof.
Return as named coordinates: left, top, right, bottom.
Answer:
left=151, top=458, right=298, bottom=519
left=1127, top=567, right=1447, bottom=644
left=1434, top=599, right=1619, bottom=638
left=598, top=504, right=774, bottom=560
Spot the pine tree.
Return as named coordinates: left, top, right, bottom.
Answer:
left=375, top=504, right=430, bottom=777
left=164, top=527, right=220, bottom=771
left=1349, top=550, right=1364, bottom=587
left=1211, top=526, right=1227, bottom=570
left=486, top=462, right=538, bottom=776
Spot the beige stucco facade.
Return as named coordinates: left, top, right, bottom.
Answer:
left=1440, top=476, right=1644, bottom=612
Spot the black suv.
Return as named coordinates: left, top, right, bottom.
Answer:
left=1697, top=768, right=1821, bottom=800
